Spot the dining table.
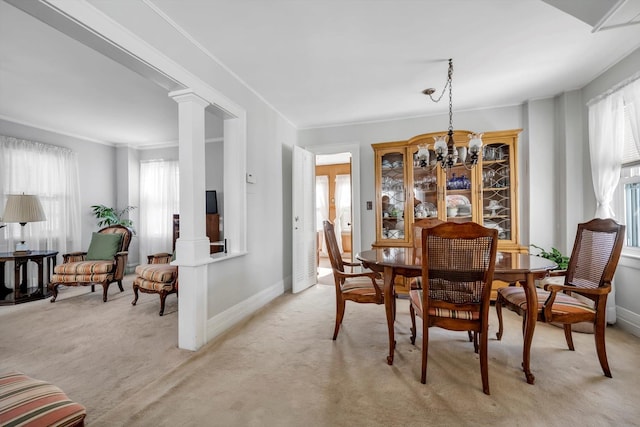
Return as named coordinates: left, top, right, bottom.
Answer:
left=357, top=247, right=557, bottom=385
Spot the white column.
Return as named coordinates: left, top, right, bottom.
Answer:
left=170, top=89, right=213, bottom=351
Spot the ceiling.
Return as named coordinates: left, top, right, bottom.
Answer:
left=1, top=0, right=640, bottom=147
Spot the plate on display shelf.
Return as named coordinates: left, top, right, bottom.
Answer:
left=446, top=195, right=470, bottom=207
left=483, top=220, right=504, bottom=233
left=414, top=202, right=437, bottom=218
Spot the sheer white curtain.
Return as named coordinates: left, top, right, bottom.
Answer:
left=316, top=175, right=329, bottom=256
left=588, top=90, right=626, bottom=218
left=139, top=160, right=180, bottom=260
left=334, top=174, right=351, bottom=253
left=0, top=136, right=81, bottom=264
left=623, top=78, right=640, bottom=154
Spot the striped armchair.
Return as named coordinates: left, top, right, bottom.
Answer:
left=132, top=253, right=178, bottom=316
left=49, top=225, right=132, bottom=303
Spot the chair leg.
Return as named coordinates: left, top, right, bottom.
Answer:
left=410, top=304, right=417, bottom=345
left=131, top=285, right=139, bottom=306
left=421, top=318, right=429, bottom=384
left=563, top=324, right=575, bottom=351
left=467, top=331, right=473, bottom=342
left=495, top=297, right=504, bottom=340
left=117, top=280, right=124, bottom=292
left=91, top=284, right=95, bottom=293
left=49, top=283, right=58, bottom=303
left=594, top=319, right=612, bottom=378
left=333, top=298, right=346, bottom=340
left=473, top=332, right=479, bottom=354
left=101, top=283, right=109, bottom=302
left=159, top=292, right=167, bottom=316
left=480, top=327, right=490, bottom=395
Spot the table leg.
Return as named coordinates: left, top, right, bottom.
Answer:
left=0, top=261, right=10, bottom=297
left=384, top=266, right=396, bottom=365
left=522, top=272, right=537, bottom=384
left=34, top=258, right=44, bottom=297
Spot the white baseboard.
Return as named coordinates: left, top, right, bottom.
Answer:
left=206, top=280, right=285, bottom=342
left=616, top=306, right=640, bottom=338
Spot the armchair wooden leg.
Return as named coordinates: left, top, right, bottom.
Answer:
left=563, top=324, right=575, bottom=351
left=594, top=320, right=612, bottom=378
left=480, top=328, right=490, bottom=395
left=495, top=296, right=504, bottom=340
left=101, top=283, right=109, bottom=302
left=409, top=304, right=417, bottom=345
left=131, top=285, right=139, bottom=306
left=117, top=280, right=124, bottom=292
left=473, top=332, right=479, bottom=354
left=159, top=292, right=167, bottom=316
left=49, top=283, right=58, bottom=302
left=421, top=319, right=429, bottom=384
left=333, top=298, right=345, bottom=340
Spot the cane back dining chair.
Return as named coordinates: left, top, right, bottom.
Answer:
left=409, top=222, right=498, bottom=394
left=50, top=225, right=132, bottom=303
left=410, top=218, right=477, bottom=349
left=495, top=218, right=625, bottom=378
left=323, top=220, right=385, bottom=340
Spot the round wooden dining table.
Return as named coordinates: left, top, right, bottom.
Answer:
left=357, top=247, right=557, bottom=384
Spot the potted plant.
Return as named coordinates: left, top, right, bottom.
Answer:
left=90, top=204, right=137, bottom=234
left=530, top=244, right=569, bottom=270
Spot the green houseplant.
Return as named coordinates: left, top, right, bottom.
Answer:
left=530, top=244, right=569, bottom=270
left=91, top=204, right=137, bottom=234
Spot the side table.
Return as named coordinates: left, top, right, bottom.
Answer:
left=0, top=250, right=58, bottom=305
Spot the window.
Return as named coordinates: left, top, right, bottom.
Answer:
left=139, top=160, right=180, bottom=257
left=616, top=105, right=640, bottom=252
left=0, top=136, right=82, bottom=277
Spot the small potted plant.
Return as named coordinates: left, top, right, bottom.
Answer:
left=530, top=244, right=569, bottom=270
left=90, top=204, right=137, bottom=234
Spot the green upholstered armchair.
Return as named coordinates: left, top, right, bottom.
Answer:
left=49, top=224, right=132, bottom=302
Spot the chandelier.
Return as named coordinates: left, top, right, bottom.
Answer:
left=416, top=59, right=483, bottom=170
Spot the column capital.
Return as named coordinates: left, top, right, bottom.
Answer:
left=169, top=89, right=209, bottom=107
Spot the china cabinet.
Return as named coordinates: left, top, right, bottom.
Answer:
left=373, top=129, right=524, bottom=252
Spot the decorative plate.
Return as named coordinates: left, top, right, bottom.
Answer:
left=446, top=195, right=470, bottom=207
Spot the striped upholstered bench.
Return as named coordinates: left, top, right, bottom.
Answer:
left=0, top=371, right=86, bottom=427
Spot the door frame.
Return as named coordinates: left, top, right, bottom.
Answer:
left=306, top=143, right=361, bottom=262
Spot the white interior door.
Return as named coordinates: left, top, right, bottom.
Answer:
left=292, top=145, right=316, bottom=293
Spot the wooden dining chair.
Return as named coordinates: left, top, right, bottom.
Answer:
left=495, top=218, right=625, bottom=378
left=409, top=222, right=498, bottom=394
left=323, top=220, right=385, bottom=340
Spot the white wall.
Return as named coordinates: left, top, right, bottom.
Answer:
left=299, top=105, right=527, bottom=249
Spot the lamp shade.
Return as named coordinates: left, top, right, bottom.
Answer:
left=1, top=194, right=46, bottom=223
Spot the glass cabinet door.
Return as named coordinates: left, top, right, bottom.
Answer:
left=379, top=150, right=407, bottom=242
left=412, top=147, right=439, bottom=221
left=443, top=153, right=475, bottom=224
left=481, top=142, right=512, bottom=241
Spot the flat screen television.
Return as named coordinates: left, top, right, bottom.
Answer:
left=206, top=190, right=218, bottom=214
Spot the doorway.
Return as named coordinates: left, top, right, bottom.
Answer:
left=316, top=152, right=352, bottom=283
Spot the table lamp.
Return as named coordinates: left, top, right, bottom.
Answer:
left=1, top=194, right=47, bottom=254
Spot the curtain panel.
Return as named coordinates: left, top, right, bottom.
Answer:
left=0, top=136, right=81, bottom=264
left=588, top=73, right=640, bottom=218
left=139, top=160, right=180, bottom=260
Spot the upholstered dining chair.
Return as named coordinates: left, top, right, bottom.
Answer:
left=495, top=218, right=625, bottom=378
left=323, top=220, right=385, bottom=340
left=50, top=224, right=132, bottom=302
left=409, top=222, right=498, bottom=394
left=132, top=252, right=178, bottom=316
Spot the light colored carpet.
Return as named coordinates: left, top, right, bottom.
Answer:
left=1, top=274, right=640, bottom=426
